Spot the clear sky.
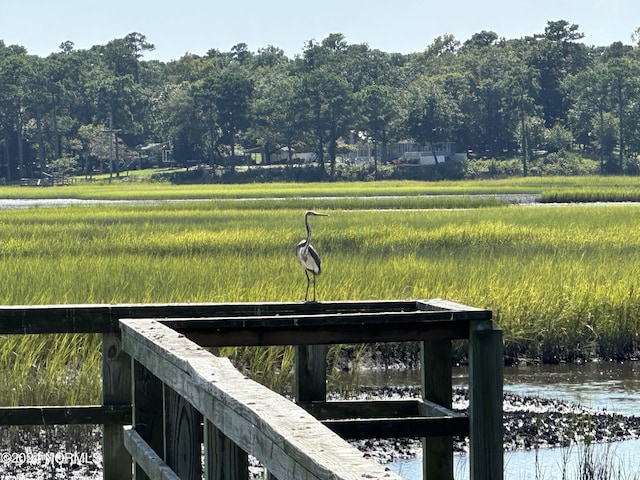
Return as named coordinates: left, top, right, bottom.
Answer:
left=1, top=0, right=638, bottom=61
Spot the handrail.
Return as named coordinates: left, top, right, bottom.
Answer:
left=0, top=299, right=502, bottom=480
left=121, top=318, right=401, bottom=480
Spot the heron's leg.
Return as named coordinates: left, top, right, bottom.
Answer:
left=304, top=270, right=311, bottom=301
left=312, top=274, right=317, bottom=302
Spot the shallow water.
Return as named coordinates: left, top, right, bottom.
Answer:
left=343, top=362, right=640, bottom=479
left=348, top=361, right=640, bottom=415
left=0, top=198, right=165, bottom=209
left=499, top=361, right=640, bottom=417
left=389, top=439, right=640, bottom=480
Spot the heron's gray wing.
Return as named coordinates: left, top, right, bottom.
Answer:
left=307, top=244, right=322, bottom=275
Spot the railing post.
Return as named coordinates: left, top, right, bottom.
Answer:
left=102, top=332, right=132, bottom=480
left=133, top=359, right=164, bottom=480
left=295, top=345, right=327, bottom=402
left=204, top=420, right=249, bottom=480
left=164, top=385, right=202, bottom=480
left=421, top=339, right=453, bottom=480
left=289, top=344, right=327, bottom=480
left=469, top=320, right=503, bottom=480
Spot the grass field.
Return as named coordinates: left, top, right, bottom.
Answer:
left=6, top=175, right=640, bottom=200
left=1, top=177, right=640, bottom=406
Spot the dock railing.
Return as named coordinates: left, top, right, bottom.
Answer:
left=0, top=299, right=502, bottom=480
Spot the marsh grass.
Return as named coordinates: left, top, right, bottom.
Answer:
left=1, top=195, right=640, bottom=404
left=0, top=179, right=538, bottom=200
left=4, top=175, right=640, bottom=203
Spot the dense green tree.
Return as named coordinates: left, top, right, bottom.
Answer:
left=605, top=45, right=640, bottom=171
left=528, top=20, right=588, bottom=127
left=0, top=45, right=34, bottom=179
left=297, top=35, right=355, bottom=178
left=156, top=82, right=206, bottom=162
left=209, top=63, right=254, bottom=158
left=356, top=84, right=407, bottom=176
left=457, top=35, right=514, bottom=156
left=250, top=68, right=305, bottom=163
left=407, top=74, right=461, bottom=163
left=564, top=58, right=612, bottom=170
left=2, top=24, right=640, bottom=180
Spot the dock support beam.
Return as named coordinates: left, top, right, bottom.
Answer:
left=295, top=345, right=327, bottom=402
left=421, top=339, right=453, bottom=480
left=133, top=360, right=164, bottom=480
left=469, top=320, right=503, bottom=480
left=102, top=332, right=132, bottom=480
left=165, top=386, right=202, bottom=480
left=205, top=420, right=249, bottom=480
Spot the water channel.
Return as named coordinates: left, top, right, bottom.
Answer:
left=353, top=362, right=640, bottom=479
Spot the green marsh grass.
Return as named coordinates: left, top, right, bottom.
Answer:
left=0, top=176, right=602, bottom=200
left=1, top=197, right=640, bottom=404
left=3, top=175, right=640, bottom=202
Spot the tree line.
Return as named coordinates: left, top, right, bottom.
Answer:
left=1, top=20, right=639, bottom=181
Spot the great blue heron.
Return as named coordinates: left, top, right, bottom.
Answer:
left=295, top=210, right=329, bottom=302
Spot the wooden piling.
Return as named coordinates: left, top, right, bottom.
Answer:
left=164, top=385, right=202, bottom=480
left=469, top=320, right=503, bottom=480
left=102, top=332, right=132, bottom=480
left=204, top=420, right=249, bottom=480
left=421, top=339, right=453, bottom=480
left=295, top=345, right=327, bottom=402
left=133, top=359, right=164, bottom=480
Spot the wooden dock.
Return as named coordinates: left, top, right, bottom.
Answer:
left=0, top=299, right=503, bottom=480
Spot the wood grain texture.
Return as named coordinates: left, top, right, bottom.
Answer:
left=102, top=332, right=133, bottom=480
left=122, top=318, right=402, bottom=480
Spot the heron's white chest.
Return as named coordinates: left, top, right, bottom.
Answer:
left=296, top=242, right=321, bottom=275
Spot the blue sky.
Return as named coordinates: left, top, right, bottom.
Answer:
left=1, top=0, right=638, bottom=60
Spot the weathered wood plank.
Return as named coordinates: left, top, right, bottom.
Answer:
left=164, top=385, right=202, bottom=480
left=0, top=299, right=489, bottom=335
left=0, top=300, right=420, bottom=334
left=204, top=420, right=249, bottom=480
left=133, top=360, right=164, bottom=480
left=165, top=311, right=475, bottom=346
left=422, top=339, right=454, bottom=480
left=102, top=332, right=133, bottom=480
left=417, top=298, right=489, bottom=313
left=469, top=320, right=503, bottom=480
left=298, top=399, right=465, bottom=421
left=295, top=345, right=327, bottom=402
left=299, top=399, right=420, bottom=419
left=121, top=319, right=402, bottom=480
left=123, top=426, right=181, bottom=480
left=0, top=404, right=130, bottom=426
left=322, top=416, right=468, bottom=439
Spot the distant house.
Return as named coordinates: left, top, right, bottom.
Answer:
left=352, top=141, right=467, bottom=164
left=136, top=143, right=173, bottom=167
left=395, top=142, right=467, bottom=164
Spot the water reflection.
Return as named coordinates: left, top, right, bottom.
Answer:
left=388, top=440, right=640, bottom=480
left=341, top=361, right=640, bottom=415
left=499, top=362, right=640, bottom=416
left=335, top=362, right=640, bottom=480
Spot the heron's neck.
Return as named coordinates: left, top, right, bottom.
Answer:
left=305, top=216, right=312, bottom=245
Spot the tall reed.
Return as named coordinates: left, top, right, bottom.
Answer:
left=1, top=201, right=640, bottom=404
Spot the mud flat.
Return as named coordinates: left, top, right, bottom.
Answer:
left=2, top=386, right=638, bottom=478
left=346, top=386, right=640, bottom=464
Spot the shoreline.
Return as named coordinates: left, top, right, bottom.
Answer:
left=342, top=386, right=640, bottom=464
left=2, top=387, right=639, bottom=478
